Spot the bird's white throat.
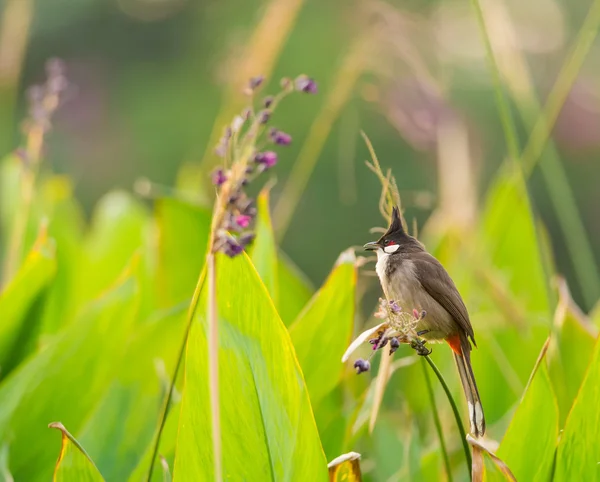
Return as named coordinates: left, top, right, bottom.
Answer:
left=375, top=249, right=389, bottom=283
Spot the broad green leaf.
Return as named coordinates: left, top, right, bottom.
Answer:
left=174, top=253, right=328, bottom=481
left=277, top=250, right=314, bottom=326
left=482, top=166, right=551, bottom=317
left=250, top=189, right=278, bottom=304
left=0, top=275, right=139, bottom=481
left=591, top=301, right=600, bottom=329
left=497, top=341, right=558, bottom=482
left=547, top=283, right=597, bottom=425
left=77, top=307, right=186, bottom=480
left=289, top=249, right=356, bottom=407
left=77, top=191, right=148, bottom=304
left=0, top=443, right=12, bottom=481
left=49, top=422, right=103, bottom=482
left=155, top=198, right=211, bottom=307
left=0, top=229, right=56, bottom=377
left=554, top=337, right=600, bottom=481
left=39, top=176, right=85, bottom=335
left=128, top=398, right=181, bottom=482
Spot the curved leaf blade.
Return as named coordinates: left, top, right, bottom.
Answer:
left=553, top=336, right=600, bottom=481
left=289, top=249, right=357, bottom=407
left=496, top=340, right=558, bottom=482
left=49, top=422, right=103, bottom=482
left=174, top=253, right=328, bottom=481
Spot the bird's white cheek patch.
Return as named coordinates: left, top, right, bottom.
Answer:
left=384, top=244, right=399, bottom=254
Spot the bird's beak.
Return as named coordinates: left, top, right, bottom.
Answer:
left=363, top=241, right=380, bottom=251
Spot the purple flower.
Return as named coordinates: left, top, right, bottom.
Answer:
left=389, top=300, right=401, bottom=313
left=239, top=233, right=255, bottom=247
left=295, top=76, right=318, bottom=94
left=212, top=168, right=227, bottom=186
left=263, top=96, right=274, bottom=108
left=255, top=151, right=278, bottom=168
left=258, top=110, right=271, bottom=124
left=224, top=239, right=244, bottom=258
left=236, top=215, right=252, bottom=229
left=269, top=128, right=292, bottom=146
left=249, top=76, right=265, bottom=90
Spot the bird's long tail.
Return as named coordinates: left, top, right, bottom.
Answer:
left=448, top=334, right=485, bottom=437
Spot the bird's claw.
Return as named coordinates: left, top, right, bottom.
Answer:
left=410, top=338, right=432, bottom=356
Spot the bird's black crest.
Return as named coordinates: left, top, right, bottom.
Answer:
left=384, top=206, right=404, bottom=237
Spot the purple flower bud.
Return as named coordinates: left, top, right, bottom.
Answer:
left=255, top=151, right=278, bottom=168
left=269, top=128, right=292, bottom=146
left=211, top=168, right=227, bottom=186
left=389, top=301, right=401, bottom=313
left=263, top=96, right=274, bottom=108
left=258, top=110, right=271, bottom=124
left=249, top=76, right=265, bottom=90
left=224, top=239, right=244, bottom=257
left=354, top=359, right=370, bottom=374
left=389, top=337, right=400, bottom=355
left=295, top=76, right=318, bottom=94
left=236, top=215, right=252, bottom=229
left=239, top=232, right=255, bottom=247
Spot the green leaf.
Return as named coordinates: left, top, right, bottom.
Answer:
left=481, top=166, right=551, bottom=317
left=289, top=249, right=356, bottom=408
left=38, top=176, right=85, bottom=335
left=0, top=275, right=139, bottom=481
left=0, top=229, right=56, bottom=377
left=277, top=251, right=314, bottom=326
left=496, top=341, right=558, bottom=482
left=77, top=307, right=186, bottom=480
left=250, top=189, right=279, bottom=304
left=77, top=191, right=148, bottom=304
left=155, top=198, right=211, bottom=307
left=553, top=336, right=600, bottom=481
left=49, top=422, right=103, bottom=482
left=547, top=283, right=597, bottom=425
left=174, top=253, right=328, bottom=481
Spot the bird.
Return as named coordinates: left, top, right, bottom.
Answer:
left=363, top=206, right=485, bottom=437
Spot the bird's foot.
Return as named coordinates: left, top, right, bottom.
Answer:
left=410, top=338, right=431, bottom=356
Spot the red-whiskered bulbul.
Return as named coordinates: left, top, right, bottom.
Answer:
left=364, top=206, right=485, bottom=437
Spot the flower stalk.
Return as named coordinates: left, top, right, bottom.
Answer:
left=147, top=74, right=317, bottom=481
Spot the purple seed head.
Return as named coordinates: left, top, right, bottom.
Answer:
left=295, top=75, right=318, bottom=94
left=236, top=215, right=252, bottom=229
left=224, top=239, right=244, bottom=258
left=258, top=110, right=271, bottom=124
left=269, top=128, right=292, bottom=146
left=211, top=168, right=227, bottom=186
left=239, top=232, right=256, bottom=247
left=263, top=96, right=274, bottom=108
left=255, top=151, right=278, bottom=168
left=249, top=76, right=265, bottom=90
left=389, top=337, right=400, bottom=354
left=354, top=359, right=370, bottom=374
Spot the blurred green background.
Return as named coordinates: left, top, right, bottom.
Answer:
left=1, top=0, right=598, bottom=310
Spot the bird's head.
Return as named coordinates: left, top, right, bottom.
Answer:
left=363, top=206, right=407, bottom=254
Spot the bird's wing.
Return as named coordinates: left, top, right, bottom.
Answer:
left=412, top=252, right=476, bottom=346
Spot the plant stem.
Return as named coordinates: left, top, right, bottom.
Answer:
left=207, top=253, right=223, bottom=482
left=424, top=355, right=472, bottom=478
left=146, top=266, right=207, bottom=481
left=421, top=358, right=453, bottom=482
